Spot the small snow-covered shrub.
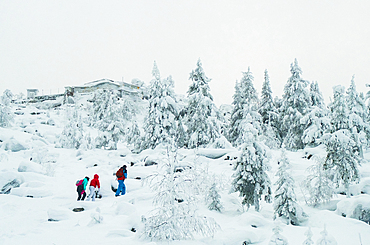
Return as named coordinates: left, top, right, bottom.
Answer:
left=206, top=182, right=223, bottom=212
left=316, top=225, right=337, bottom=245
left=143, top=149, right=219, bottom=241
left=302, top=156, right=335, bottom=207
left=268, top=224, right=288, bottom=245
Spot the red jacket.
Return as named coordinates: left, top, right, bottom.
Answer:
left=90, top=174, right=100, bottom=188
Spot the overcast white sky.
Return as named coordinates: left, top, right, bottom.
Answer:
left=1, top=0, right=369, bottom=106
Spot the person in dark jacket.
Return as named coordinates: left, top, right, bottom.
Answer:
left=115, top=165, right=127, bottom=197
left=76, top=176, right=90, bottom=201
left=87, top=174, right=100, bottom=201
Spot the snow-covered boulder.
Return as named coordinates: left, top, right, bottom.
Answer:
left=1, top=137, right=27, bottom=152
left=196, top=148, right=235, bottom=159
left=336, top=194, right=370, bottom=224
left=0, top=171, right=24, bottom=194
left=18, top=161, right=44, bottom=174
left=359, top=177, right=370, bottom=195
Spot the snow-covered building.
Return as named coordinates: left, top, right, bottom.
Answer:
left=65, top=79, right=143, bottom=97
left=27, top=89, right=39, bottom=100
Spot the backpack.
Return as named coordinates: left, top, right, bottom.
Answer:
left=76, top=179, right=83, bottom=186
left=116, top=168, right=123, bottom=178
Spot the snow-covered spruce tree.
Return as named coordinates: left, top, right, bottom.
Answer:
left=302, top=156, right=335, bottom=207
left=301, top=107, right=330, bottom=147
left=175, top=118, right=187, bottom=148
left=328, top=84, right=365, bottom=155
left=125, top=120, right=141, bottom=152
left=229, top=67, right=261, bottom=147
left=268, top=224, right=289, bottom=245
left=330, top=85, right=351, bottom=131
left=0, top=89, right=14, bottom=127
left=323, top=85, right=360, bottom=197
left=121, top=96, right=137, bottom=121
left=301, top=81, right=330, bottom=147
left=206, top=181, right=223, bottom=212
left=142, top=62, right=178, bottom=150
left=280, top=59, right=311, bottom=150
left=186, top=59, right=221, bottom=148
left=91, top=89, right=125, bottom=150
left=274, top=149, right=306, bottom=225
left=58, top=108, right=84, bottom=149
left=302, top=227, right=314, bottom=245
left=260, top=69, right=278, bottom=125
left=322, top=129, right=359, bottom=197
left=259, top=69, right=280, bottom=148
left=143, top=148, right=219, bottom=241
left=345, top=76, right=369, bottom=156
left=232, top=134, right=271, bottom=211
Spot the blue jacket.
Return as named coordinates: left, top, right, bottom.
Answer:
left=82, top=178, right=89, bottom=190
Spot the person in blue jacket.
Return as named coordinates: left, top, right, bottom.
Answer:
left=115, top=165, right=127, bottom=196
left=76, top=176, right=90, bottom=201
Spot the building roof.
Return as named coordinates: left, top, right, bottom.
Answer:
left=83, top=79, right=121, bottom=88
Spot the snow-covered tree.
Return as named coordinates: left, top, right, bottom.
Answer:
left=91, top=89, right=125, bottom=150
left=125, top=120, right=141, bottom=152
left=346, top=75, right=366, bottom=121
left=322, top=129, right=360, bottom=197
left=345, top=76, right=369, bottom=156
left=121, top=97, right=137, bottom=121
left=229, top=67, right=261, bottom=147
left=259, top=69, right=280, bottom=148
left=206, top=181, right=223, bottom=212
left=0, top=89, right=14, bottom=127
left=274, top=149, right=306, bottom=225
left=301, top=106, right=330, bottom=147
left=330, top=85, right=351, bottom=131
left=280, top=59, right=311, bottom=150
left=175, top=118, right=187, bottom=148
left=301, top=81, right=329, bottom=147
left=260, top=69, right=278, bottom=125
left=232, top=140, right=271, bottom=211
left=268, top=224, right=289, bottom=245
left=302, top=227, right=314, bottom=245
left=186, top=59, right=221, bottom=148
left=142, top=62, right=178, bottom=150
left=143, top=149, right=219, bottom=240
left=302, top=156, right=335, bottom=207
left=58, top=108, right=84, bottom=149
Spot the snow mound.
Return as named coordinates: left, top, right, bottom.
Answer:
left=47, top=208, right=72, bottom=221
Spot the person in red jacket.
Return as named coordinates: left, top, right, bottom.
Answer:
left=115, top=165, right=127, bottom=197
left=87, top=174, right=100, bottom=201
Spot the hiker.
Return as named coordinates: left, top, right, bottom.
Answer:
left=115, top=165, right=127, bottom=197
left=76, top=176, right=90, bottom=201
left=87, top=174, right=100, bottom=201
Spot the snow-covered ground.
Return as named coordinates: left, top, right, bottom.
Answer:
left=1, top=100, right=370, bottom=245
